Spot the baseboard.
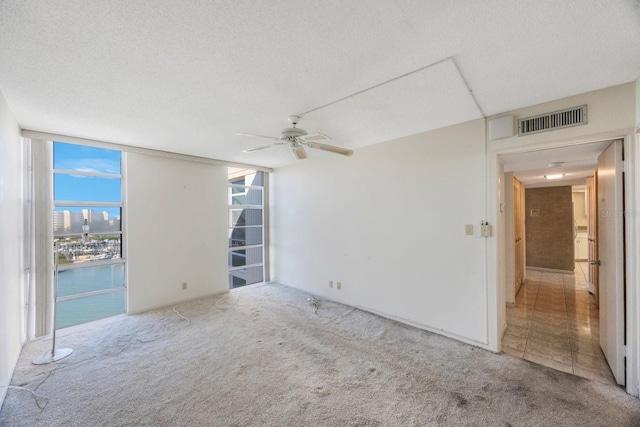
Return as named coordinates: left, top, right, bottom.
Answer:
left=127, top=289, right=230, bottom=315
left=526, top=266, right=574, bottom=274
left=356, top=304, right=493, bottom=352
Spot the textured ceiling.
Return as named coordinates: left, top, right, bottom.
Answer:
left=1, top=0, right=639, bottom=168
left=502, top=140, right=613, bottom=188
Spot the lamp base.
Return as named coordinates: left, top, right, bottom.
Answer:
left=32, top=348, right=73, bottom=365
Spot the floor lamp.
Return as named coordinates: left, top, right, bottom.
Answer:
left=32, top=242, right=73, bottom=365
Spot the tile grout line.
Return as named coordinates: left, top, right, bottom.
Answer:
left=524, top=272, right=541, bottom=358
left=563, top=271, right=576, bottom=375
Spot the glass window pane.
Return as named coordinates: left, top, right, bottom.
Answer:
left=228, top=188, right=262, bottom=205
left=54, top=174, right=121, bottom=202
left=228, top=266, right=263, bottom=289
left=54, top=141, right=121, bottom=174
left=247, top=171, right=264, bottom=186
left=228, top=247, right=263, bottom=267
left=245, top=188, right=262, bottom=205
left=56, top=290, right=125, bottom=329
left=57, top=263, right=125, bottom=297
left=230, top=177, right=245, bottom=186
left=231, top=193, right=246, bottom=205
left=229, top=208, right=263, bottom=227
left=55, top=235, right=122, bottom=263
left=54, top=207, right=121, bottom=235
left=229, top=227, right=262, bottom=248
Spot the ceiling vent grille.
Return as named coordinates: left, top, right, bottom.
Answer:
left=518, top=105, right=587, bottom=136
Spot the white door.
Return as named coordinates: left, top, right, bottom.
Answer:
left=597, top=139, right=625, bottom=385
left=586, top=175, right=598, bottom=301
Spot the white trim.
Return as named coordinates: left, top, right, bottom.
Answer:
left=121, top=151, right=129, bottom=315
left=58, top=258, right=125, bottom=271
left=57, top=286, right=125, bottom=302
left=358, top=304, right=494, bottom=351
left=263, top=173, right=270, bottom=282
left=229, top=244, right=263, bottom=251
left=55, top=201, right=122, bottom=208
left=229, top=184, right=265, bottom=190
left=228, top=205, right=263, bottom=210
left=228, top=263, right=264, bottom=272
left=22, top=129, right=273, bottom=173
left=623, top=133, right=639, bottom=397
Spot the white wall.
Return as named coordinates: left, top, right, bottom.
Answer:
left=126, top=154, right=229, bottom=313
left=487, top=83, right=635, bottom=151
left=271, top=119, right=489, bottom=346
left=0, top=90, right=24, bottom=407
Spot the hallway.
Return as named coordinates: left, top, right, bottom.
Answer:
left=502, top=263, right=616, bottom=385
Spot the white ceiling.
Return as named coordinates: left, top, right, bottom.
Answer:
left=502, top=140, right=613, bottom=188
left=1, top=1, right=639, bottom=169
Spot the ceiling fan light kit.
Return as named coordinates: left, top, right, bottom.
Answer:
left=236, top=115, right=352, bottom=160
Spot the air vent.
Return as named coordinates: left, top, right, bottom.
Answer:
left=518, top=105, right=587, bottom=136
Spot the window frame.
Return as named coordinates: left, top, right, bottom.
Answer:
left=227, top=174, right=268, bottom=288
left=52, top=141, right=127, bottom=326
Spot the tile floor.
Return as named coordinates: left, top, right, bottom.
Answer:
left=502, top=262, right=617, bottom=385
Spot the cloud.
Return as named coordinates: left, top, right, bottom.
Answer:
left=56, top=158, right=120, bottom=174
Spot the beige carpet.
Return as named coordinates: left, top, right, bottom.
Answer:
left=1, top=283, right=639, bottom=426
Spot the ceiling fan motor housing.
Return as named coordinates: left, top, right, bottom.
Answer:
left=281, top=127, right=308, bottom=139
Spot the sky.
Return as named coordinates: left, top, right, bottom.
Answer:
left=54, top=141, right=121, bottom=205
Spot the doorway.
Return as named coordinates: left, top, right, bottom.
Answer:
left=498, top=139, right=626, bottom=385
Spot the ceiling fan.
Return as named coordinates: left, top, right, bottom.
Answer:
left=236, top=116, right=353, bottom=160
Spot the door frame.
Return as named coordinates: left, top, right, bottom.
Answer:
left=486, top=130, right=639, bottom=397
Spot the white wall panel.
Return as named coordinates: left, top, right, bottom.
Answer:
left=271, top=119, right=488, bottom=345
left=0, top=90, right=24, bottom=407
left=126, top=154, right=228, bottom=313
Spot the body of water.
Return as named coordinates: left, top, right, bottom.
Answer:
left=56, top=263, right=125, bottom=329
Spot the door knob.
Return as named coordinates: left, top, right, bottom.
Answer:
left=589, top=260, right=601, bottom=266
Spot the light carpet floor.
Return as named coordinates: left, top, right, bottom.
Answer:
left=1, top=283, right=639, bottom=426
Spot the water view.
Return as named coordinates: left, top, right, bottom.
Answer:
left=56, top=264, right=125, bottom=329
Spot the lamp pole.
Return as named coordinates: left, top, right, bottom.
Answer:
left=32, top=241, right=73, bottom=364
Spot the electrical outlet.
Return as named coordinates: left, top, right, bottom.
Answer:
left=329, top=280, right=333, bottom=288
left=337, top=282, right=342, bottom=290
left=182, top=282, right=187, bottom=290
left=465, top=224, right=473, bottom=235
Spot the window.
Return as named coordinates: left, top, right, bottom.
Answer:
left=228, top=168, right=266, bottom=288
left=53, top=142, right=125, bottom=328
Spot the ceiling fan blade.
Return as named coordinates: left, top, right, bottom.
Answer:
left=306, top=141, right=353, bottom=157
left=302, top=133, right=331, bottom=142
left=292, top=145, right=308, bottom=160
left=242, top=145, right=273, bottom=153
left=235, top=132, right=280, bottom=140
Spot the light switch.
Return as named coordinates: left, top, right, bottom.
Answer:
left=465, top=224, right=473, bottom=235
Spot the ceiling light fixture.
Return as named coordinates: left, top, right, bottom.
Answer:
left=544, top=173, right=564, bottom=180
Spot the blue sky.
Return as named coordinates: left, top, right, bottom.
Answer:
left=54, top=142, right=121, bottom=204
